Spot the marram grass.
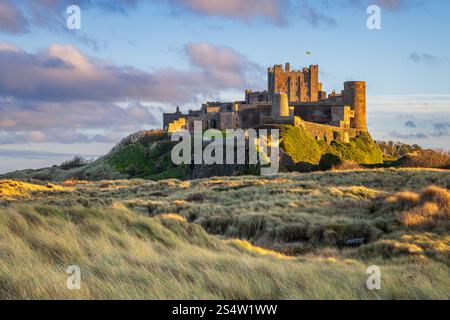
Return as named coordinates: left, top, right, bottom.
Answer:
left=0, top=168, right=449, bottom=299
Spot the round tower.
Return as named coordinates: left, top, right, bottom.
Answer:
left=272, top=93, right=289, bottom=117
left=344, top=81, right=367, bottom=130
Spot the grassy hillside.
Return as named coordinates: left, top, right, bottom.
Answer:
left=0, top=126, right=385, bottom=181
left=107, top=140, right=186, bottom=180
left=280, top=125, right=384, bottom=167
left=0, top=132, right=185, bottom=182
left=0, top=169, right=449, bottom=299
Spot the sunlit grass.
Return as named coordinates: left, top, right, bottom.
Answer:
left=0, top=168, right=449, bottom=299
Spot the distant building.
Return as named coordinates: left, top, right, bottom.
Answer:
left=163, top=63, right=367, bottom=143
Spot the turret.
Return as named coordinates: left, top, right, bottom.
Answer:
left=272, top=93, right=289, bottom=118
left=343, top=81, right=367, bottom=130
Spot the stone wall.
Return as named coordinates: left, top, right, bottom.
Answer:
left=238, top=104, right=271, bottom=129
left=300, top=120, right=362, bottom=144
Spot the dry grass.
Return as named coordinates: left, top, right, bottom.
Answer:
left=0, top=168, right=449, bottom=299
left=62, top=180, right=90, bottom=187
left=397, top=186, right=450, bottom=230
left=0, top=180, right=66, bottom=199
left=0, top=202, right=448, bottom=299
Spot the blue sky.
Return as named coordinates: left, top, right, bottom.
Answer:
left=0, top=0, right=449, bottom=173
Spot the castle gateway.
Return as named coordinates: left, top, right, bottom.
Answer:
left=163, top=63, right=367, bottom=143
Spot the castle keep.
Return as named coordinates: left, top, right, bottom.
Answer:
left=163, top=63, right=367, bottom=143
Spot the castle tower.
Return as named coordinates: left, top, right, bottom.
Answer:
left=309, top=65, right=319, bottom=102
left=343, top=81, right=367, bottom=130
left=272, top=93, right=289, bottom=117
left=268, top=63, right=320, bottom=103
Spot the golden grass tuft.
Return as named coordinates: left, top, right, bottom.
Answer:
left=225, top=239, right=292, bottom=260
left=329, top=186, right=378, bottom=199
left=62, top=180, right=90, bottom=187
left=157, top=213, right=187, bottom=222
left=0, top=180, right=65, bottom=199
left=385, top=191, right=420, bottom=210
left=420, top=186, right=450, bottom=213
left=397, top=186, right=450, bottom=229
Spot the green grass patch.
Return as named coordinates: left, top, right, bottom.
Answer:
left=280, top=125, right=384, bottom=166
left=108, top=141, right=184, bottom=180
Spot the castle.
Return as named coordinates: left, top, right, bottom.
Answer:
left=163, top=63, right=367, bottom=143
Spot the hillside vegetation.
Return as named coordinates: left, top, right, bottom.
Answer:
left=0, top=169, right=449, bottom=299
left=1, top=126, right=386, bottom=181
left=280, top=125, right=384, bottom=167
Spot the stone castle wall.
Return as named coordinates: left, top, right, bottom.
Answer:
left=300, top=120, right=362, bottom=143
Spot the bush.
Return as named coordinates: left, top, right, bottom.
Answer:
left=60, top=156, right=90, bottom=170
left=377, top=141, right=422, bottom=159
left=332, top=160, right=361, bottom=171
left=394, top=150, right=450, bottom=168
left=319, top=153, right=343, bottom=170
left=329, top=133, right=384, bottom=164
left=186, top=193, right=205, bottom=202
left=280, top=125, right=325, bottom=164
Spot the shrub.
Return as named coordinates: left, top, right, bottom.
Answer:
left=319, top=153, right=342, bottom=170
left=332, top=160, right=362, bottom=171
left=186, top=193, right=205, bottom=202
left=394, top=150, right=450, bottom=168
left=377, top=141, right=422, bottom=159
left=280, top=125, right=325, bottom=164
left=60, top=156, right=90, bottom=170
left=329, top=133, right=384, bottom=164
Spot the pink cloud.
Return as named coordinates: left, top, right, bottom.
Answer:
left=0, top=0, right=29, bottom=33
left=172, top=0, right=287, bottom=24
left=0, top=41, right=263, bottom=144
left=0, top=42, right=261, bottom=104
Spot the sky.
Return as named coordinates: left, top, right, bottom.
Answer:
left=0, top=0, right=449, bottom=173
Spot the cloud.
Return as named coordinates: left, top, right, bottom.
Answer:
left=409, top=53, right=448, bottom=65
left=0, top=41, right=261, bottom=104
left=0, top=41, right=262, bottom=144
left=0, top=0, right=341, bottom=34
left=0, top=98, right=158, bottom=144
left=169, top=0, right=287, bottom=24
left=1, top=0, right=141, bottom=32
left=388, top=131, right=428, bottom=139
left=404, top=120, right=416, bottom=128
left=344, top=0, right=410, bottom=10
left=171, top=0, right=339, bottom=27
left=432, top=122, right=450, bottom=137
left=0, top=0, right=288, bottom=33
left=0, top=0, right=29, bottom=34
left=0, top=0, right=120, bottom=50
left=0, top=149, right=99, bottom=160
left=0, top=99, right=158, bottom=132
left=374, top=0, right=404, bottom=10
left=300, top=3, right=338, bottom=27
